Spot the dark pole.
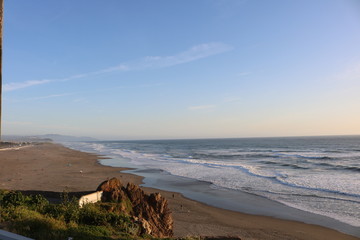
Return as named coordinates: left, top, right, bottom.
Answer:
left=0, top=0, right=3, bottom=141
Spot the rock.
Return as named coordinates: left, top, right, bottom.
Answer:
left=97, top=177, right=127, bottom=203
left=97, top=177, right=123, bottom=192
left=146, top=192, right=173, bottom=237
left=140, top=219, right=152, bottom=235
left=125, top=182, right=146, bottom=207
left=96, top=178, right=173, bottom=237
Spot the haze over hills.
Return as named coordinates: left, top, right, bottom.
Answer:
left=39, top=134, right=98, bottom=142
left=3, top=134, right=98, bottom=142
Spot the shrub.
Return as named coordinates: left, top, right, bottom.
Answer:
left=0, top=190, right=49, bottom=211
left=0, top=190, right=142, bottom=240
left=0, top=191, right=30, bottom=207
left=28, top=194, right=49, bottom=212
left=79, top=203, right=108, bottom=226
left=42, top=191, right=80, bottom=223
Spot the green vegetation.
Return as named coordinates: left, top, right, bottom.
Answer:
left=0, top=189, right=141, bottom=240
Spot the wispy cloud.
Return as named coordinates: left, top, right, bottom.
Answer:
left=4, top=42, right=232, bottom=92
left=96, top=64, right=129, bottom=74
left=188, top=105, right=217, bottom=111
left=3, top=74, right=90, bottom=91
left=4, top=80, right=52, bottom=91
left=127, top=42, right=232, bottom=70
left=5, top=93, right=73, bottom=103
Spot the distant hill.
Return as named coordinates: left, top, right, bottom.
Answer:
left=2, top=134, right=98, bottom=143
left=38, top=134, right=98, bottom=142
left=2, top=135, right=52, bottom=142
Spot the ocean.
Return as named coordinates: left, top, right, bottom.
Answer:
left=64, top=136, right=360, bottom=232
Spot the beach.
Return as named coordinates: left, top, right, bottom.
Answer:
left=0, top=142, right=358, bottom=240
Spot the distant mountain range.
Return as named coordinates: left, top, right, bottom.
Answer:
left=3, top=134, right=98, bottom=142
left=39, top=134, right=98, bottom=142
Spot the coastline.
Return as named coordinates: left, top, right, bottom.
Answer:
left=126, top=167, right=359, bottom=236
left=0, top=142, right=358, bottom=239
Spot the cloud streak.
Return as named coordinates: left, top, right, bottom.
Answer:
left=4, top=42, right=232, bottom=92
left=25, top=93, right=74, bottom=101
left=128, top=42, right=232, bottom=70
left=4, top=80, right=52, bottom=91
left=4, top=93, right=74, bottom=103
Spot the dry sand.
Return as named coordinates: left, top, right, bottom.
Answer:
left=0, top=142, right=358, bottom=240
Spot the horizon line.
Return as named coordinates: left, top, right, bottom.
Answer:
left=3, top=133, right=360, bottom=142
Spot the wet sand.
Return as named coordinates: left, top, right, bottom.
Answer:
left=0, top=142, right=358, bottom=240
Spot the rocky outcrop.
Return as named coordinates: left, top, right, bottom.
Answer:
left=97, top=178, right=173, bottom=237
left=97, top=178, right=127, bottom=202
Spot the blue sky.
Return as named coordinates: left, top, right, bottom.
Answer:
left=3, top=0, right=360, bottom=139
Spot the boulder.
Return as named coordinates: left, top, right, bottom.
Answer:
left=96, top=178, right=173, bottom=237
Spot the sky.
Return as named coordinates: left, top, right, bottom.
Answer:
left=3, top=0, right=360, bottom=140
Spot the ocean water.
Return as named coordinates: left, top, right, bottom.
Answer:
left=64, top=136, right=360, bottom=228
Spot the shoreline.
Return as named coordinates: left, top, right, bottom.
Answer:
left=82, top=142, right=360, bottom=235
left=126, top=167, right=359, bottom=236
left=0, top=142, right=358, bottom=239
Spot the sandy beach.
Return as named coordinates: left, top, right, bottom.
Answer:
left=0, top=142, right=358, bottom=240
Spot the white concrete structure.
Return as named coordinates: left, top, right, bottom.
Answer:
left=79, top=191, right=103, bottom=207
left=0, top=230, right=34, bottom=240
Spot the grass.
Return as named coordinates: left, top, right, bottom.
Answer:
left=0, top=190, right=218, bottom=240
left=0, top=189, right=141, bottom=240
